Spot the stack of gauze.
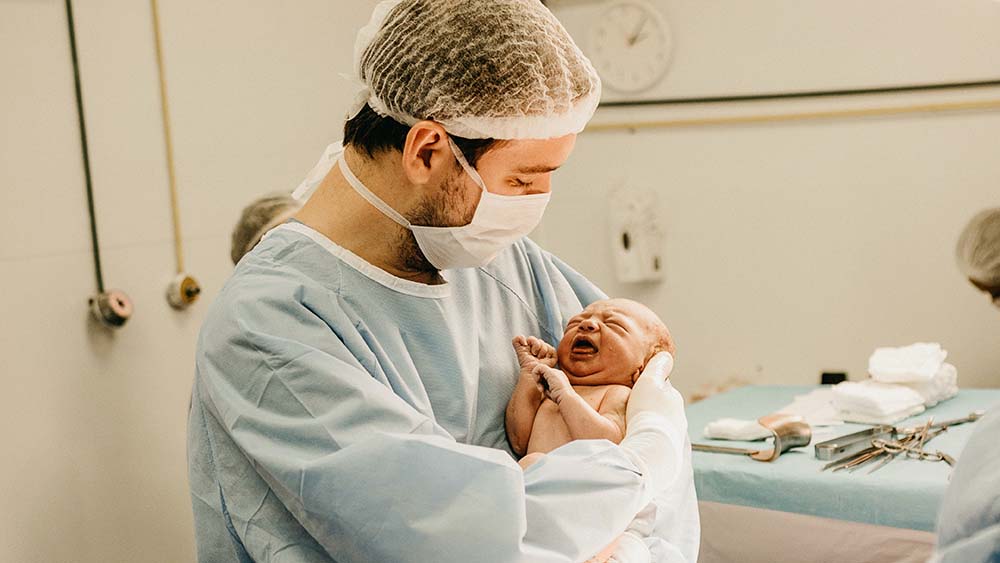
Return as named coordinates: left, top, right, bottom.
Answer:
left=868, top=343, right=958, bottom=407
left=831, top=343, right=959, bottom=425
left=831, top=381, right=926, bottom=425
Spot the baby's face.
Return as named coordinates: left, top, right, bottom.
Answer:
left=556, top=299, right=664, bottom=386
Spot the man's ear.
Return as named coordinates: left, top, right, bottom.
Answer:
left=401, top=121, right=452, bottom=185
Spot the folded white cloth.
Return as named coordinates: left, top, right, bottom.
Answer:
left=897, top=362, right=959, bottom=407
left=703, top=418, right=772, bottom=441
left=832, top=380, right=926, bottom=419
left=776, top=388, right=844, bottom=426
left=868, top=342, right=947, bottom=383
left=838, top=403, right=926, bottom=425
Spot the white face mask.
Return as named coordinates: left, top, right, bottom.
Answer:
left=338, top=138, right=551, bottom=270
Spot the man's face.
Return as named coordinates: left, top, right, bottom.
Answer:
left=400, top=133, right=576, bottom=272
left=418, top=134, right=577, bottom=228
left=556, top=299, right=663, bottom=386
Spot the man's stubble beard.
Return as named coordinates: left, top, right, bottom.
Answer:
left=397, top=167, right=477, bottom=273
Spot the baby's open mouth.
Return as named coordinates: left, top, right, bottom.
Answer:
left=571, top=335, right=599, bottom=355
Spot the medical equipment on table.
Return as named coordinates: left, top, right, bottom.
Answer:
left=692, top=413, right=812, bottom=462
left=814, top=425, right=895, bottom=461
left=822, top=419, right=938, bottom=473
left=818, top=411, right=984, bottom=473
left=895, top=410, right=984, bottom=436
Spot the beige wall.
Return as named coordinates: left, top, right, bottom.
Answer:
left=1, top=1, right=378, bottom=561
left=1, top=1, right=998, bottom=562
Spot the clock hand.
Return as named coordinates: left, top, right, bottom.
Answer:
left=627, top=15, right=648, bottom=46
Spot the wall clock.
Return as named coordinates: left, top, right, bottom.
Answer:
left=587, top=0, right=673, bottom=95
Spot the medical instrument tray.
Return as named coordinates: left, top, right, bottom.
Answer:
left=814, top=425, right=894, bottom=461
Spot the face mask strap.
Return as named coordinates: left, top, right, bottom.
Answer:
left=337, top=155, right=412, bottom=228
left=446, top=137, right=488, bottom=192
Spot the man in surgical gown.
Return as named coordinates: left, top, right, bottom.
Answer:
left=187, top=1, right=699, bottom=561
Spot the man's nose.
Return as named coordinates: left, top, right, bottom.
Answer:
left=579, top=318, right=599, bottom=332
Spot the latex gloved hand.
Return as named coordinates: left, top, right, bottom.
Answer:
left=619, top=353, right=687, bottom=502
left=531, top=364, right=574, bottom=404
left=608, top=501, right=658, bottom=563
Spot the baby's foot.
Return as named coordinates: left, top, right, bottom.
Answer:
left=512, top=335, right=557, bottom=371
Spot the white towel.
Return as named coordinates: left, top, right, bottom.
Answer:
left=839, top=403, right=926, bottom=425
left=776, top=388, right=844, bottom=426
left=832, top=380, right=926, bottom=418
left=868, top=342, right=947, bottom=383
left=897, top=362, right=959, bottom=407
left=703, top=418, right=772, bottom=441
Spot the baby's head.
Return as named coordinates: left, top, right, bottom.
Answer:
left=557, top=298, right=674, bottom=386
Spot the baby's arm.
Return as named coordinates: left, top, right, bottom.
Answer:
left=506, top=370, right=544, bottom=456
left=534, top=365, right=630, bottom=444
left=505, top=337, right=557, bottom=456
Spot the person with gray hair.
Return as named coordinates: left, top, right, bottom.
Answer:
left=930, top=207, right=1000, bottom=563
left=956, top=207, right=1000, bottom=307
left=229, top=193, right=302, bottom=264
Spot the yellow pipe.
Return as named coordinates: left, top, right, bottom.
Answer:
left=150, top=0, right=184, bottom=273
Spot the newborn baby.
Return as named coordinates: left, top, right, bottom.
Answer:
left=506, top=298, right=675, bottom=467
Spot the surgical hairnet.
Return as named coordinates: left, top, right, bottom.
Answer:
left=956, top=207, right=1000, bottom=286
left=230, top=193, right=301, bottom=264
left=347, top=0, right=602, bottom=140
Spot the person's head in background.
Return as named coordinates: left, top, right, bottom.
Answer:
left=230, top=193, right=302, bottom=265
left=956, top=207, right=1000, bottom=308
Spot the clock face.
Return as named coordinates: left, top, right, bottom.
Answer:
left=589, top=0, right=672, bottom=94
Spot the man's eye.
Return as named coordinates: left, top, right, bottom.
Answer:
left=512, top=178, right=534, bottom=188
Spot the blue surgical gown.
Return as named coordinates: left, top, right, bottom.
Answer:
left=933, top=406, right=1000, bottom=562
left=188, top=221, right=699, bottom=562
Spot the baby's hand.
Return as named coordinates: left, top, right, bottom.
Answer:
left=512, top=336, right=557, bottom=371
left=532, top=364, right=574, bottom=404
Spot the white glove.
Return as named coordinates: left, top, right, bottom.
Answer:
left=608, top=501, right=658, bottom=563
left=619, top=353, right=686, bottom=503
left=608, top=533, right=650, bottom=563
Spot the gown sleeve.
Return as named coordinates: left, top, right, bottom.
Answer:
left=932, top=407, right=1000, bottom=563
